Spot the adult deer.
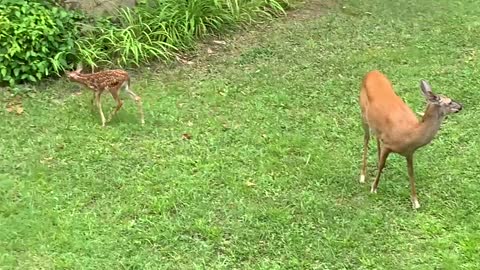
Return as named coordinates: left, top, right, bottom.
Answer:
left=359, top=70, right=462, bottom=209
left=67, top=65, right=145, bottom=127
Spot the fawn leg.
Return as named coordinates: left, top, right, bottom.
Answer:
left=371, top=147, right=390, bottom=193
left=360, top=123, right=370, bottom=183
left=95, top=91, right=106, bottom=127
left=406, top=154, right=420, bottom=209
left=89, top=92, right=96, bottom=112
left=107, top=90, right=123, bottom=123
left=125, top=85, right=145, bottom=125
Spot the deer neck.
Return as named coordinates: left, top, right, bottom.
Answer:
left=72, top=74, right=96, bottom=88
left=413, top=104, right=444, bottom=148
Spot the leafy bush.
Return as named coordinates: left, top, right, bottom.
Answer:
left=0, top=0, right=80, bottom=85
left=0, top=0, right=290, bottom=85
left=76, top=0, right=290, bottom=69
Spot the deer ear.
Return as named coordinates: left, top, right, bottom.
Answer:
left=420, top=80, right=439, bottom=102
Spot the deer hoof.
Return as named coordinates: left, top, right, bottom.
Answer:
left=370, top=186, right=377, bottom=194
left=412, top=199, right=421, bottom=209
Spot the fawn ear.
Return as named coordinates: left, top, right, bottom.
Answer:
left=420, top=80, right=439, bottom=103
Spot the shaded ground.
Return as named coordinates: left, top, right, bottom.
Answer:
left=1, top=0, right=480, bottom=269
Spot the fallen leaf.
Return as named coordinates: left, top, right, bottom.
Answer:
left=181, top=133, right=192, bottom=140
left=175, top=55, right=194, bottom=65
left=6, top=98, right=24, bottom=115
left=245, top=181, right=256, bottom=187
left=15, top=106, right=24, bottom=115
left=40, top=156, right=54, bottom=164
left=207, top=48, right=214, bottom=54
left=213, top=40, right=227, bottom=45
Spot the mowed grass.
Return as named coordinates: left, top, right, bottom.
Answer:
left=1, top=0, right=480, bottom=268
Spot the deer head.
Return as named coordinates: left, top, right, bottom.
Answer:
left=66, top=64, right=84, bottom=81
left=420, top=80, right=463, bottom=116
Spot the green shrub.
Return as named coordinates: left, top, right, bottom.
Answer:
left=76, top=0, right=289, bottom=69
left=0, top=0, right=290, bottom=85
left=76, top=11, right=176, bottom=68
left=0, top=0, right=80, bottom=85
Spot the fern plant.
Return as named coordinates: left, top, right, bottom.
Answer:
left=75, top=0, right=289, bottom=69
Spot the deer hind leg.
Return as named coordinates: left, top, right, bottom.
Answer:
left=124, top=83, right=145, bottom=125
left=406, top=154, right=420, bottom=209
left=107, top=89, right=124, bottom=123
left=371, top=147, right=391, bottom=193
left=360, top=122, right=370, bottom=183
left=94, top=91, right=106, bottom=127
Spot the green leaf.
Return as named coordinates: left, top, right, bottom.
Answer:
left=37, top=62, right=46, bottom=73
left=60, top=10, right=68, bottom=18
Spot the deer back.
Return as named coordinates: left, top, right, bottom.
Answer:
left=360, top=70, right=419, bottom=137
left=68, top=69, right=129, bottom=91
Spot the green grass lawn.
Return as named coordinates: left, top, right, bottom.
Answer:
left=1, top=0, right=480, bottom=268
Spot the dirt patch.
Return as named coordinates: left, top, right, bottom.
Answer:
left=287, top=0, right=340, bottom=21
left=64, top=0, right=136, bottom=17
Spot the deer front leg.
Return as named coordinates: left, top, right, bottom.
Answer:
left=94, top=92, right=106, bottom=127
left=371, top=147, right=390, bottom=193
left=376, top=138, right=381, bottom=161
left=406, top=154, right=420, bottom=209
left=88, top=91, right=96, bottom=112
left=360, top=123, right=370, bottom=183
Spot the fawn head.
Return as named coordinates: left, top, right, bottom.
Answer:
left=420, top=80, right=462, bottom=116
left=66, top=64, right=83, bottom=81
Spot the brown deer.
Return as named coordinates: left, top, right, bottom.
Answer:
left=359, top=70, right=462, bottom=209
left=67, top=65, right=145, bottom=127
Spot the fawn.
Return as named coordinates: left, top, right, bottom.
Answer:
left=359, top=70, right=462, bottom=209
left=67, top=65, right=145, bottom=127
